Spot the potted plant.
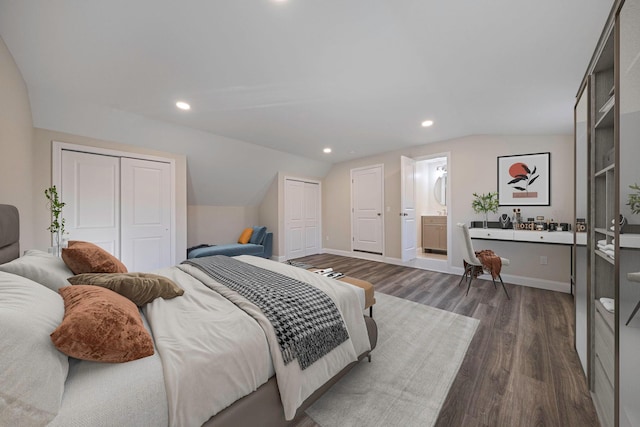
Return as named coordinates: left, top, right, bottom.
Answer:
left=628, top=183, right=640, bottom=215
left=472, top=192, right=499, bottom=228
left=44, top=185, right=66, bottom=256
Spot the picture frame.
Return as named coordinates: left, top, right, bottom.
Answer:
left=497, top=152, right=550, bottom=206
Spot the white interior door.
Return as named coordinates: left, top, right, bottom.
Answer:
left=303, top=182, right=320, bottom=255
left=285, top=178, right=321, bottom=260
left=121, top=158, right=172, bottom=272
left=61, top=150, right=121, bottom=256
left=285, top=179, right=305, bottom=260
left=352, top=165, right=383, bottom=255
left=401, top=156, right=417, bottom=262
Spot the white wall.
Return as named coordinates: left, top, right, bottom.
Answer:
left=187, top=205, right=259, bottom=248
left=322, top=134, right=574, bottom=285
left=28, top=89, right=332, bottom=207
left=26, top=90, right=334, bottom=253
left=0, top=36, right=34, bottom=250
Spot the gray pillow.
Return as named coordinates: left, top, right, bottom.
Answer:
left=0, top=272, right=69, bottom=426
left=0, top=249, right=74, bottom=291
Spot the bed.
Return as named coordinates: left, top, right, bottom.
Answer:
left=0, top=204, right=377, bottom=426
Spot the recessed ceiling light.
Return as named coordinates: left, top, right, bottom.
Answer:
left=323, top=148, right=332, bottom=154
left=176, top=101, right=191, bottom=111
left=421, top=120, right=434, bottom=127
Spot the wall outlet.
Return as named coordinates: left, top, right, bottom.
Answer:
left=540, top=256, right=548, bottom=265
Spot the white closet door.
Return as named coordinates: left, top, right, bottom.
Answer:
left=120, top=158, right=171, bottom=272
left=285, top=179, right=305, bottom=260
left=285, top=179, right=321, bottom=260
left=61, top=151, right=121, bottom=256
left=303, top=182, right=320, bottom=256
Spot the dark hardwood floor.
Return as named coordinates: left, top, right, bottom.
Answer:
left=291, top=254, right=599, bottom=427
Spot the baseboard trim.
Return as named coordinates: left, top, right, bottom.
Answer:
left=321, top=248, right=570, bottom=294
left=322, top=248, right=387, bottom=263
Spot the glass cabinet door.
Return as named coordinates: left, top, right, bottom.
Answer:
left=574, top=83, right=589, bottom=375
left=618, top=0, right=640, bottom=426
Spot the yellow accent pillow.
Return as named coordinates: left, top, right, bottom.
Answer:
left=238, top=228, right=253, bottom=244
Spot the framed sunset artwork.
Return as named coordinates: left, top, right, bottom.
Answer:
left=497, top=152, right=550, bottom=206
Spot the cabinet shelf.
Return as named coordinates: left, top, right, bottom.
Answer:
left=595, top=164, right=615, bottom=177
left=595, top=249, right=615, bottom=265
left=595, top=299, right=615, bottom=333
left=595, top=102, right=615, bottom=129
left=595, top=228, right=614, bottom=237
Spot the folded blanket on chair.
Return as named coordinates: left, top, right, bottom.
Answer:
left=475, top=249, right=502, bottom=279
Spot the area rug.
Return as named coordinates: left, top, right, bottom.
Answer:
left=306, top=292, right=479, bottom=427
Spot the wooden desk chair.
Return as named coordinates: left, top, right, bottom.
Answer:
left=456, top=223, right=510, bottom=299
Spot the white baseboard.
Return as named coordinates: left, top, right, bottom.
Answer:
left=321, top=248, right=570, bottom=294
left=322, top=248, right=387, bottom=263
left=271, top=255, right=287, bottom=262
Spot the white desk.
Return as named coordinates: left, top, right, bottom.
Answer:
left=468, top=228, right=578, bottom=295
left=468, top=229, right=576, bottom=245
left=468, top=228, right=640, bottom=247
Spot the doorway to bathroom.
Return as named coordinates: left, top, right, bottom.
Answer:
left=415, top=155, right=448, bottom=263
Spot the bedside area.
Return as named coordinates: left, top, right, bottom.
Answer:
left=421, top=216, right=447, bottom=253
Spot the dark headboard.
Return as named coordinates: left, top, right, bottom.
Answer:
left=0, top=204, right=19, bottom=264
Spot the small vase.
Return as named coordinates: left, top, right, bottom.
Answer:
left=51, top=232, right=62, bottom=257
left=483, top=214, right=489, bottom=229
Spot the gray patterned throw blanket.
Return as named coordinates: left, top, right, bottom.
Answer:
left=182, top=256, right=350, bottom=370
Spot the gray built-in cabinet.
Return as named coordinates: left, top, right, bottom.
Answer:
left=574, top=1, right=640, bottom=426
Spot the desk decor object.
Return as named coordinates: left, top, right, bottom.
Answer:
left=497, top=152, right=550, bottom=206
left=499, top=214, right=511, bottom=229
left=471, top=192, right=498, bottom=228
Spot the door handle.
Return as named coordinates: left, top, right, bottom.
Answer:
left=377, top=213, right=381, bottom=216
left=399, top=213, right=408, bottom=216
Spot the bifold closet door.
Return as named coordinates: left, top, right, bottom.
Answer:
left=120, top=158, right=171, bottom=272
left=61, top=151, right=121, bottom=256
left=61, top=151, right=172, bottom=271
left=285, top=179, right=320, bottom=260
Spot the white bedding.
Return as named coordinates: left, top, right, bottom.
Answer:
left=145, top=255, right=370, bottom=426
left=49, top=315, right=168, bottom=427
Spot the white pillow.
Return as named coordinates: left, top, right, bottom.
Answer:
left=0, top=249, right=74, bottom=291
left=0, top=272, right=69, bottom=426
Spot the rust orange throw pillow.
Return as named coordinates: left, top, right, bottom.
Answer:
left=62, top=241, right=128, bottom=274
left=51, top=286, right=154, bottom=363
left=238, top=227, right=253, bottom=244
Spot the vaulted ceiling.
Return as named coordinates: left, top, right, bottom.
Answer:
left=0, top=0, right=612, bottom=163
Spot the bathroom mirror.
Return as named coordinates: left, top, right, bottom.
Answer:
left=434, top=175, right=446, bottom=206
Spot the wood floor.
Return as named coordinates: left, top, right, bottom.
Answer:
left=292, top=254, right=599, bottom=427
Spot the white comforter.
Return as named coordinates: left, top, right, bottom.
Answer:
left=144, top=255, right=370, bottom=427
